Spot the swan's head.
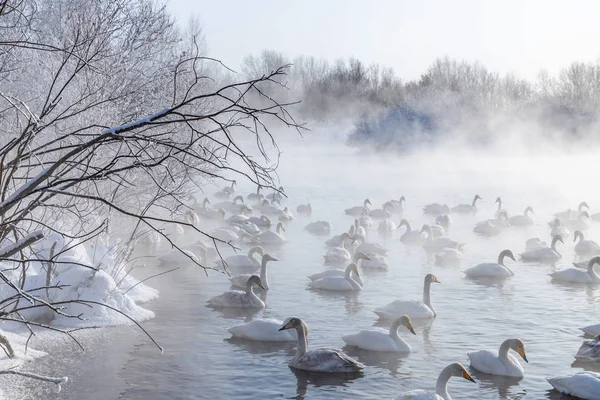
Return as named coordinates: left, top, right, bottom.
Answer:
left=278, top=186, right=285, bottom=192
left=499, top=249, right=516, bottom=264
left=552, top=234, right=564, bottom=246
left=580, top=211, right=591, bottom=221
left=494, top=196, right=501, bottom=204
left=525, top=206, right=534, bottom=214
left=261, top=199, right=270, bottom=206
left=233, top=195, right=244, bottom=204
left=420, top=224, right=432, bottom=234
left=340, top=232, right=353, bottom=242
left=426, top=273, right=440, bottom=283
left=580, top=201, right=590, bottom=211
left=262, top=253, right=278, bottom=263
left=203, top=198, right=211, bottom=205
left=283, top=207, right=289, bottom=212
left=278, top=317, right=304, bottom=331
left=399, top=196, right=406, bottom=203
left=448, top=362, right=476, bottom=382
left=247, top=275, right=265, bottom=290
left=276, top=222, right=286, bottom=232
left=395, top=315, right=416, bottom=335
left=588, top=256, right=600, bottom=268
left=397, top=219, right=409, bottom=230
left=475, top=194, right=482, bottom=200
left=355, top=251, right=370, bottom=261
left=241, top=205, right=253, bottom=214
left=346, top=262, right=360, bottom=277
left=364, top=198, right=372, bottom=206
left=232, top=180, right=237, bottom=188
left=574, top=230, right=584, bottom=243
left=509, top=339, right=528, bottom=363
left=249, top=246, right=264, bottom=256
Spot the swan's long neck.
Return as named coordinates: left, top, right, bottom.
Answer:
left=404, top=221, right=411, bottom=233
left=259, top=258, right=269, bottom=289
left=344, top=267, right=361, bottom=290
left=389, top=319, right=403, bottom=341
left=496, top=199, right=501, bottom=212
left=498, top=340, right=512, bottom=363
left=276, top=224, right=283, bottom=234
left=551, top=237, right=561, bottom=254
left=435, top=365, right=453, bottom=399
left=423, top=278, right=435, bottom=315
left=588, top=263, right=600, bottom=281
left=294, top=322, right=308, bottom=361
left=472, top=196, right=478, bottom=207
left=245, top=281, right=261, bottom=304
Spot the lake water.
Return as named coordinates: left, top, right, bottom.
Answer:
left=16, top=130, right=600, bottom=399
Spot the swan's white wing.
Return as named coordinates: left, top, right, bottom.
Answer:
left=228, top=319, right=296, bottom=341
left=309, top=276, right=357, bottom=291
left=464, top=263, right=510, bottom=278
left=342, top=330, right=404, bottom=352
left=395, top=390, right=443, bottom=400
left=207, top=290, right=263, bottom=308
left=549, top=268, right=592, bottom=283
left=468, top=350, right=524, bottom=377
left=547, top=371, right=600, bottom=399
left=294, top=349, right=364, bottom=372
left=374, top=300, right=434, bottom=319
left=576, top=339, right=600, bottom=360
left=216, top=255, right=258, bottom=269
left=307, top=269, right=345, bottom=281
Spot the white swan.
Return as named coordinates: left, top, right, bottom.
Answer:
left=421, top=225, right=464, bottom=252
left=265, top=186, right=285, bottom=202
left=248, top=215, right=271, bottom=228
left=463, top=249, right=516, bottom=279
left=369, top=202, right=394, bottom=219
left=308, top=263, right=362, bottom=291
left=358, top=210, right=373, bottom=228
left=192, top=197, right=211, bottom=215
left=520, top=234, right=563, bottom=262
left=554, top=201, right=589, bottom=220
left=214, top=180, right=236, bottom=199
left=473, top=220, right=501, bottom=236
left=494, top=197, right=509, bottom=218
left=396, top=362, right=475, bottom=400
left=259, top=199, right=283, bottom=216
left=352, top=234, right=389, bottom=255
left=374, top=274, right=440, bottom=319
left=235, top=221, right=260, bottom=235
left=215, top=246, right=264, bottom=269
left=468, top=338, right=528, bottom=378
left=158, top=244, right=206, bottom=264
left=324, top=233, right=354, bottom=265
left=549, top=256, right=600, bottom=284
left=278, top=207, right=294, bottom=222
left=246, top=186, right=261, bottom=201
left=354, top=218, right=367, bottom=237
left=378, top=219, right=397, bottom=232
left=250, top=222, right=286, bottom=246
left=509, top=206, right=534, bottom=227
left=451, top=194, right=481, bottom=214
left=574, top=230, right=600, bottom=255
left=388, top=196, right=406, bottom=214
left=423, top=202, right=451, bottom=216
left=434, top=248, right=463, bottom=266
left=228, top=318, right=297, bottom=342
left=525, top=237, right=547, bottom=251
left=213, top=195, right=249, bottom=214
left=398, top=219, right=425, bottom=244
left=563, top=211, right=592, bottom=231
left=431, top=215, right=450, bottom=237
left=325, top=231, right=352, bottom=248
left=342, top=315, right=416, bottom=352
left=230, top=254, right=277, bottom=289
left=345, top=198, right=371, bottom=217
left=359, top=252, right=388, bottom=270
left=279, top=318, right=365, bottom=373
left=200, top=206, right=226, bottom=221
left=576, top=335, right=600, bottom=361
left=549, top=218, right=571, bottom=239
left=305, top=221, right=331, bottom=234
left=296, top=203, right=312, bottom=215
left=547, top=371, right=600, bottom=399
left=207, top=275, right=266, bottom=308
left=308, top=252, right=369, bottom=285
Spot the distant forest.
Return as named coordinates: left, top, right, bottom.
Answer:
left=241, top=50, right=600, bottom=150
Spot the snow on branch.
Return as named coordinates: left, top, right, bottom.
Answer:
left=0, top=369, right=68, bottom=392
left=0, top=231, right=44, bottom=259
left=103, top=107, right=171, bottom=136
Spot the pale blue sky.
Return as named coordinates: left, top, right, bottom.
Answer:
left=167, top=0, right=600, bottom=81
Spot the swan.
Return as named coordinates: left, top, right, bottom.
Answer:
left=576, top=334, right=600, bottom=361
left=473, top=220, right=501, bottom=236
left=435, top=248, right=463, bottom=266
left=325, top=231, right=352, bottom=247
left=247, top=186, right=261, bottom=201
left=431, top=214, right=451, bottom=237
left=278, top=317, right=364, bottom=373
left=554, top=201, right=589, bottom=220
left=421, top=225, right=464, bottom=252
left=227, top=212, right=251, bottom=225
left=207, top=275, right=266, bottom=308
left=550, top=218, right=571, bottom=239
left=463, top=249, right=516, bottom=279
left=549, top=255, right=600, bottom=284
left=374, top=274, right=440, bottom=319
left=158, top=244, right=206, bottom=264
left=509, top=206, right=534, bottom=227
left=215, top=246, right=264, bottom=269
left=182, top=209, right=200, bottom=226
left=398, top=219, right=425, bottom=244
left=436, top=214, right=452, bottom=229
left=451, top=194, right=481, bottom=214
left=582, top=324, right=600, bottom=337
left=259, top=199, right=283, bottom=216
left=574, top=230, right=600, bottom=255
left=354, top=218, right=367, bottom=237
left=395, top=362, right=475, bottom=400
left=423, top=202, right=451, bottom=216
left=324, top=233, right=354, bottom=265
left=228, top=318, right=297, bottom=342
left=209, top=227, right=246, bottom=243
left=279, top=207, right=294, bottom=222
left=369, top=202, right=394, bottom=219
left=296, top=203, right=312, bottom=215
left=250, top=222, right=286, bottom=246
left=265, top=186, right=285, bottom=202
left=525, top=237, right=547, bottom=251
left=305, top=221, right=331, bottom=234
left=520, top=234, right=563, bottom=262
left=235, top=221, right=260, bottom=235
left=358, top=210, right=373, bottom=228
left=229, top=254, right=278, bottom=289
left=200, top=206, right=226, bottom=221
left=388, top=196, right=406, bottom=214
left=378, top=219, right=397, bottom=232
left=248, top=215, right=271, bottom=228
left=359, top=252, right=389, bottom=270
left=308, top=263, right=362, bottom=291
left=251, top=194, right=265, bottom=207
left=214, top=180, right=236, bottom=199
left=345, top=199, right=371, bottom=217
left=352, top=234, right=389, bottom=255
left=468, top=338, right=528, bottom=378
left=213, top=195, right=248, bottom=214
left=342, top=315, right=416, bottom=352
left=494, top=197, right=509, bottom=218
left=192, top=197, right=211, bottom=215
left=547, top=371, right=600, bottom=399
left=308, top=253, right=370, bottom=285
left=563, top=211, right=592, bottom=231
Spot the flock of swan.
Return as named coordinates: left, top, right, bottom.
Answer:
left=163, top=182, right=600, bottom=399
